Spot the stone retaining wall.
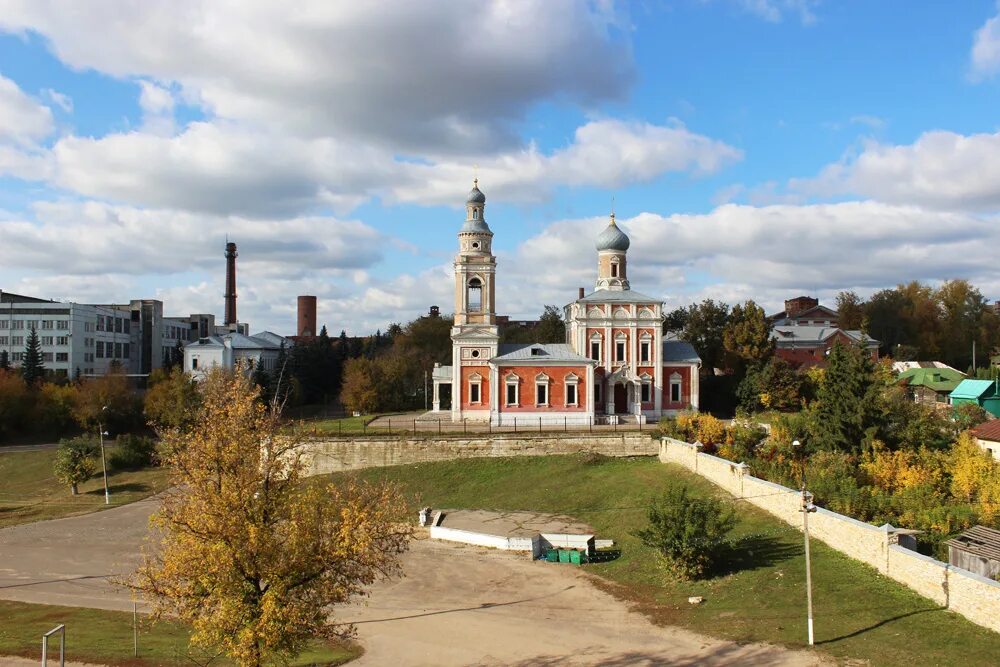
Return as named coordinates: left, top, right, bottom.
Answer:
left=659, top=437, right=1000, bottom=634
left=300, top=433, right=658, bottom=476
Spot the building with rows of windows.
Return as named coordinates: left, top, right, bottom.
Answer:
left=430, top=182, right=701, bottom=425
left=0, top=291, right=234, bottom=379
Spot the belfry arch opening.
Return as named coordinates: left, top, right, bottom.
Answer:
left=467, top=277, right=483, bottom=312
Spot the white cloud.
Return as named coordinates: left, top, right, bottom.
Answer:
left=971, top=3, right=1000, bottom=79
left=0, top=201, right=386, bottom=276
left=41, top=87, right=72, bottom=113
left=792, top=129, right=1000, bottom=210
left=0, top=72, right=53, bottom=144
left=17, top=117, right=738, bottom=217
left=137, top=80, right=175, bottom=135
left=736, top=0, right=818, bottom=25
left=0, top=1, right=633, bottom=152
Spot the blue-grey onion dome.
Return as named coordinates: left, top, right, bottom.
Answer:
left=467, top=181, right=486, bottom=204
left=595, top=216, right=630, bottom=251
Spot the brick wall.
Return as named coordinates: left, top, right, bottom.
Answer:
left=659, top=437, right=1000, bottom=635
left=299, top=433, right=658, bottom=476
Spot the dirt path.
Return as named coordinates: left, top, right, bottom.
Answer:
left=340, top=537, right=829, bottom=666
left=0, top=500, right=830, bottom=666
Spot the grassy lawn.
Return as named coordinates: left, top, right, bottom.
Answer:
left=0, top=449, right=172, bottom=529
left=301, top=415, right=378, bottom=436
left=0, top=599, right=360, bottom=666
left=338, top=454, right=1000, bottom=667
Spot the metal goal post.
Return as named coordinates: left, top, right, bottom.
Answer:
left=41, top=624, right=64, bottom=667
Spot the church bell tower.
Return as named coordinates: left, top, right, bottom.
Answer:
left=451, top=179, right=499, bottom=422
left=453, top=179, right=498, bottom=327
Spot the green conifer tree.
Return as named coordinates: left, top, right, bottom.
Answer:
left=0, top=349, right=9, bottom=371
left=812, top=341, right=879, bottom=453
left=20, top=326, right=45, bottom=387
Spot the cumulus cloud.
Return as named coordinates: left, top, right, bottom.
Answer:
left=791, top=129, right=1000, bottom=210
left=0, top=72, right=53, bottom=144
left=0, top=201, right=386, bottom=276
left=971, top=3, right=1000, bottom=79
left=389, top=119, right=744, bottom=206
left=24, top=118, right=739, bottom=216
left=0, top=0, right=633, bottom=152
left=487, top=201, right=1000, bottom=321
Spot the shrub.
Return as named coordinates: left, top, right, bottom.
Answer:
left=109, top=434, right=158, bottom=470
left=634, top=485, right=737, bottom=580
left=53, top=437, right=98, bottom=495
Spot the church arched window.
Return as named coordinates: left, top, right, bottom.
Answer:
left=467, top=277, right=483, bottom=312
left=473, top=208, right=479, bottom=220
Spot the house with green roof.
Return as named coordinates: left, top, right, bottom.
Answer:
left=896, top=366, right=966, bottom=406
left=949, top=379, right=1000, bottom=418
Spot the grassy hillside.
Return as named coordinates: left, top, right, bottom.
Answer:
left=337, top=454, right=1000, bottom=667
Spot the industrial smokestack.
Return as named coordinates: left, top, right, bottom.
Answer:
left=297, top=295, right=317, bottom=337
left=224, top=242, right=238, bottom=327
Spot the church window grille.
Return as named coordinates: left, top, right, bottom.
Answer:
left=640, top=339, right=651, bottom=363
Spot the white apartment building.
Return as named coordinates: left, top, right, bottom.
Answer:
left=1, top=292, right=136, bottom=378
left=0, top=292, right=244, bottom=379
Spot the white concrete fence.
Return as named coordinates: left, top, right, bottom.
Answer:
left=659, top=436, right=1000, bottom=634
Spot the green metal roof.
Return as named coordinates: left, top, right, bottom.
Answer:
left=950, top=379, right=999, bottom=400
left=897, top=367, right=965, bottom=392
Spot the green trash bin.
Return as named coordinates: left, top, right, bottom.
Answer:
left=558, top=549, right=571, bottom=563
left=569, top=549, right=582, bottom=565
left=545, top=548, right=558, bottom=562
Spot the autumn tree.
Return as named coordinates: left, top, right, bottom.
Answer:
left=53, top=437, right=98, bottom=495
left=144, top=366, right=201, bottom=431
left=128, top=368, right=411, bottom=667
left=835, top=291, right=866, bottom=331
left=0, top=370, right=30, bottom=441
left=682, top=299, right=730, bottom=373
left=723, top=300, right=774, bottom=371
left=74, top=371, right=143, bottom=435
left=340, top=357, right=380, bottom=414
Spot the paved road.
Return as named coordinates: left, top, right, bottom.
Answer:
left=0, top=443, right=60, bottom=453
left=0, top=499, right=829, bottom=666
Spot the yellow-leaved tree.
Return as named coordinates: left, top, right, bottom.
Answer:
left=128, top=367, right=412, bottom=666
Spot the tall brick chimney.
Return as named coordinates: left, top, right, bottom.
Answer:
left=224, top=242, right=238, bottom=327
left=578, top=287, right=585, bottom=299
left=297, top=295, right=317, bottom=337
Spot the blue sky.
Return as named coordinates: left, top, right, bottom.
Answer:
left=2, top=1, right=1000, bottom=334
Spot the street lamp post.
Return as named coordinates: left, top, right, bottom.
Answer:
left=98, top=406, right=110, bottom=505
left=792, top=439, right=816, bottom=646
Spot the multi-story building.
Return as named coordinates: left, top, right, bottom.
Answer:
left=1, top=291, right=135, bottom=378
left=429, top=181, right=701, bottom=425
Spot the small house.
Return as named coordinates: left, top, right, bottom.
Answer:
left=949, top=379, right=1000, bottom=418
left=947, top=525, right=1000, bottom=579
left=970, top=419, right=1000, bottom=461
left=896, top=366, right=965, bottom=406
